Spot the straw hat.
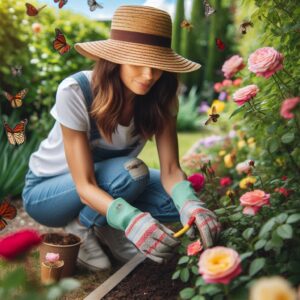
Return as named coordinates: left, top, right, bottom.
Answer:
left=74, top=5, right=201, bottom=73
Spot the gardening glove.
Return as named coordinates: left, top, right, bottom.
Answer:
left=106, top=197, right=180, bottom=263
left=171, top=180, right=221, bottom=249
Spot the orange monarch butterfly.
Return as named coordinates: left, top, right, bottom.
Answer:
left=25, top=3, right=47, bottom=16
left=3, top=89, right=28, bottom=108
left=0, top=201, right=17, bottom=231
left=215, top=38, right=225, bottom=51
left=205, top=106, right=220, bottom=125
left=53, top=28, right=71, bottom=55
left=54, top=0, right=68, bottom=9
left=3, top=119, right=28, bottom=146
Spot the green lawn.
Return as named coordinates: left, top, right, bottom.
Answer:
left=138, top=131, right=202, bottom=169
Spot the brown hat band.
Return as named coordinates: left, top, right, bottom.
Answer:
left=110, top=29, right=171, bottom=48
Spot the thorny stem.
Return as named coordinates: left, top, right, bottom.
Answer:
left=272, top=75, right=286, bottom=100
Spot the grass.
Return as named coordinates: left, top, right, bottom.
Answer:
left=138, top=131, right=203, bottom=169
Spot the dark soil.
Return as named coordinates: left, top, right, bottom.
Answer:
left=103, top=255, right=187, bottom=300
left=42, top=233, right=81, bottom=245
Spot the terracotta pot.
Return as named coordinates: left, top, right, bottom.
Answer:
left=39, top=233, right=82, bottom=277
left=41, top=260, right=64, bottom=284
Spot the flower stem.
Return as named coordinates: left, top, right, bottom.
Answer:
left=275, top=73, right=291, bottom=93
left=272, top=75, right=285, bottom=100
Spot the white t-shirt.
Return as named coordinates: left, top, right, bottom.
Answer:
left=29, top=71, right=147, bottom=177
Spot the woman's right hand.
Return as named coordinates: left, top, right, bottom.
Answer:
left=106, top=198, right=180, bottom=263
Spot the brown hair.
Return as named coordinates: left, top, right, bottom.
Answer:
left=90, top=59, right=178, bottom=143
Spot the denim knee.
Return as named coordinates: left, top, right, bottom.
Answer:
left=95, top=157, right=150, bottom=202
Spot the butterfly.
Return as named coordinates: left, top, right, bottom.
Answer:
left=3, top=89, right=28, bottom=108
left=52, top=28, right=71, bottom=55
left=25, top=3, right=47, bottom=16
left=87, top=0, right=103, bottom=11
left=239, top=20, right=254, bottom=35
left=203, top=0, right=216, bottom=17
left=3, top=119, right=28, bottom=146
left=180, top=20, right=193, bottom=31
left=11, top=65, right=23, bottom=77
left=205, top=106, right=220, bottom=125
left=215, top=38, right=225, bottom=51
left=54, top=0, right=68, bottom=9
left=0, top=201, right=17, bottom=231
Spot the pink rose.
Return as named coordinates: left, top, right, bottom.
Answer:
left=187, top=240, right=203, bottom=256
left=220, top=177, right=232, bottom=187
left=187, top=173, right=205, bottom=192
left=222, top=55, right=245, bottom=79
left=248, top=47, right=284, bottom=78
left=198, top=246, right=242, bottom=285
left=236, top=161, right=252, bottom=174
left=45, top=252, right=60, bottom=263
left=240, top=190, right=270, bottom=215
left=222, top=79, right=233, bottom=87
left=233, top=85, right=259, bottom=106
left=280, top=97, right=300, bottom=119
left=214, top=82, right=223, bottom=93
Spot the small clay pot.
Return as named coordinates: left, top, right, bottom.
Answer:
left=39, top=233, right=82, bottom=277
left=41, top=260, right=64, bottom=284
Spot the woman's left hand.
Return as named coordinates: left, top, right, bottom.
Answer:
left=179, top=200, right=221, bottom=249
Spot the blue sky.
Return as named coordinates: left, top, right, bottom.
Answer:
left=39, top=0, right=179, bottom=20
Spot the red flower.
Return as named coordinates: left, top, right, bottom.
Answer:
left=187, top=240, right=203, bottom=256
left=0, top=229, right=41, bottom=260
left=281, top=176, right=288, bottom=181
left=220, top=177, right=232, bottom=187
left=275, top=187, right=291, bottom=198
left=187, top=173, right=205, bottom=192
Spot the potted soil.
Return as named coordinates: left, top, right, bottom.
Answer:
left=39, top=232, right=81, bottom=277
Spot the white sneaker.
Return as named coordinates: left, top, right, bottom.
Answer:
left=64, top=220, right=111, bottom=271
left=94, top=226, right=139, bottom=263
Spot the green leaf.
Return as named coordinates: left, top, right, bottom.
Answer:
left=214, top=208, right=226, bottom=215
left=240, top=252, right=253, bottom=261
left=180, top=268, right=190, bottom=283
left=178, top=256, right=189, bottom=265
left=195, top=277, right=205, bottom=287
left=271, top=231, right=283, bottom=247
left=275, top=213, right=288, bottom=224
left=172, top=270, right=180, bottom=280
left=191, top=265, right=199, bottom=275
left=281, top=132, right=295, bottom=143
left=229, top=106, right=245, bottom=119
left=59, top=278, right=81, bottom=291
left=229, top=212, right=243, bottom=222
left=47, top=287, right=63, bottom=300
left=249, top=258, right=265, bottom=277
left=242, top=228, right=255, bottom=240
left=180, top=287, right=195, bottom=299
left=287, top=214, right=300, bottom=224
left=277, top=224, right=293, bottom=239
left=259, top=218, right=276, bottom=238
left=268, top=138, right=280, bottom=153
left=191, top=295, right=205, bottom=300
left=254, top=239, right=267, bottom=250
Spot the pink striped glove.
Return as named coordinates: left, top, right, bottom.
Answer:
left=106, top=198, right=180, bottom=263
left=171, top=180, right=221, bottom=248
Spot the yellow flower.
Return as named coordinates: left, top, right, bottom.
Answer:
left=276, top=158, right=285, bottom=166
left=224, top=154, right=234, bottom=168
left=237, top=140, right=246, bottom=149
left=219, top=150, right=226, bottom=156
left=247, top=137, right=255, bottom=144
left=239, top=176, right=257, bottom=189
left=250, top=276, right=297, bottom=300
left=208, top=100, right=225, bottom=115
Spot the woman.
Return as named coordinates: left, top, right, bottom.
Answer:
left=22, top=5, right=220, bottom=271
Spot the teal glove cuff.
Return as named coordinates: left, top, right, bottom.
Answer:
left=171, top=180, right=199, bottom=211
left=106, top=198, right=141, bottom=231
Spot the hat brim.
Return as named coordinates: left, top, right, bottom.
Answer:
left=74, top=40, right=201, bottom=73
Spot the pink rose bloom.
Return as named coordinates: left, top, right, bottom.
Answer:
left=222, top=79, right=233, bottom=87
left=236, top=161, right=252, bottom=174
left=280, top=97, right=300, bottom=119
left=222, top=55, right=245, bottom=79
left=45, top=252, right=60, bottom=263
left=233, top=78, right=243, bottom=86
left=198, top=246, right=242, bottom=285
left=32, top=22, right=42, bottom=34
left=240, top=189, right=270, bottom=215
left=248, top=47, right=284, bottom=78
left=187, top=240, right=203, bottom=256
left=214, top=82, right=223, bottom=93
left=187, top=173, right=205, bottom=192
left=220, top=177, right=232, bottom=187
left=233, top=85, right=259, bottom=106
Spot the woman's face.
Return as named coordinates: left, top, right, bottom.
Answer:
left=119, top=64, right=163, bottom=97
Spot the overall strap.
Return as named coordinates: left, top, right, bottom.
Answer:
left=70, top=71, right=99, bottom=137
